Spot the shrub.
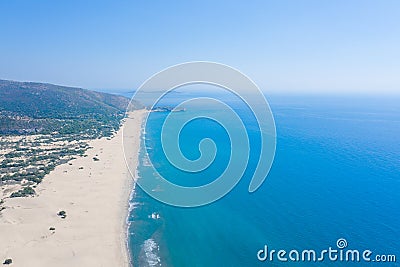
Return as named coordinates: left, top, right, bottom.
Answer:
left=57, top=210, right=67, bottom=219
left=10, top=186, right=35, bottom=198
left=3, top=258, right=12, bottom=264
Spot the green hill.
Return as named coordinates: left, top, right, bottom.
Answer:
left=0, top=79, right=142, bottom=136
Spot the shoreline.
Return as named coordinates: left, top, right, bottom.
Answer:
left=122, top=110, right=147, bottom=267
left=0, top=109, right=146, bottom=267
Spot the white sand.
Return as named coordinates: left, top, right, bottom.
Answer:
left=0, top=110, right=146, bottom=267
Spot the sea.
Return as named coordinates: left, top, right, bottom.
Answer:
left=120, top=87, right=400, bottom=267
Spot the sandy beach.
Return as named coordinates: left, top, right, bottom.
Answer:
left=0, top=110, right=146, bottom=267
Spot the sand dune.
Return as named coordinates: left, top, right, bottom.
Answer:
left=0, top=110, right=146, bottom=267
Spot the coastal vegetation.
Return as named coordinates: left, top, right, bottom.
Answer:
left=3, top=258, right=12, bottom=265
left=57, top=210, right=67, bottom=219
left=10, top=186, right=35, bottom=198
left=0, top=79, right=142, bottom=204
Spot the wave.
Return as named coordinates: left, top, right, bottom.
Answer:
left=141, top=238, right=161, bottom=267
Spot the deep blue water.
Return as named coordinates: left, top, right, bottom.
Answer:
left=126, top=90, right=400, bottom=266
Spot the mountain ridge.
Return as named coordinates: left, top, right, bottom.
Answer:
left=0, top=79, right=142, bottom=135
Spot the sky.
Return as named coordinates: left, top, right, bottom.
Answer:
left=0, top=0, right=399, bottom=94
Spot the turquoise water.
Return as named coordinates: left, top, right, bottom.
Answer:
left=127, top=91, right=400, bottom=266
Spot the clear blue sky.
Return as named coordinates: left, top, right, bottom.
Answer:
left=1, top=0, right=399, bottom=94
